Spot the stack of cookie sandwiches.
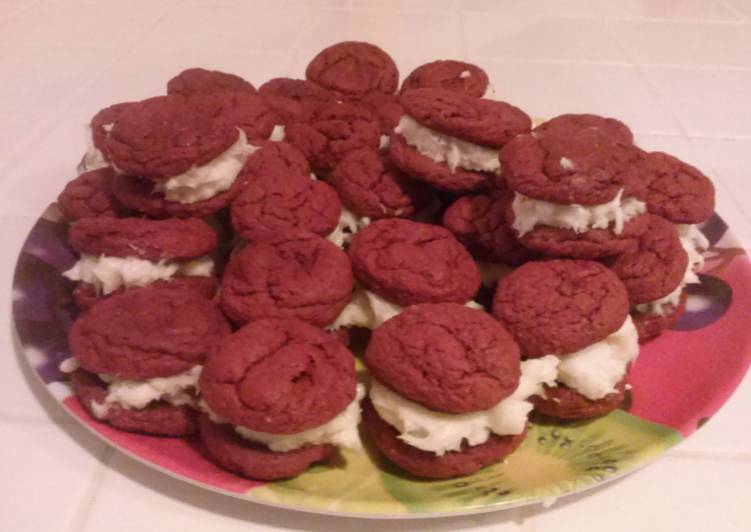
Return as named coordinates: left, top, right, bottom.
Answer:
left=56, top=39, right=715, bottom=481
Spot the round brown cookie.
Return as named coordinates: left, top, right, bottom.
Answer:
left=349, top=91, right=405, bottom=134
left=500, top=129, right=645, bottom=205
left=200, top=317, right=356, bottom=433
left=442, top=193, right=532, bottom=265
left=285, top=102, right=381, bottom=171
left=259, top=77, right=341, bottom=116
left=198, top=415, right=336, bottom=480
left=492, top=260, right=630, bottom=357
left=364, top=303, right=520, bottom=413
left=105, top=94, right=238, bottom=179
left=230, top=172, right=341, bottom=240
left=90, top=101, right=134, bottom=156
left=534, top=113, right=634, bottom=145
left=362, top=401, right=526, bottom=479
left=609, top=214, right=688, bottom=304
left=166, top=67, right=256, bottom=97
left=348, top=218, right=480, bottom=306
left=58, top=168, right=127, bottom=220
left=306, top=41, right=399, bottom=97
left=110, top=172, right=245, bottom=219
left=242, top=141, right=311, bottom=181
left=68, top=217, right=218, bottom=261
left=508, top=208, right=650, bottom=260
left=215, top=91, right=281, bottom=141
left=72, top=276, right=219, bottom=311
left=401, top=60, right=489, bottom=98
left=69, top=286, right=230, bottom=380
left=220, top=231, right=354, bottom=327
left=70, top=369, right=196, bottom=436
left=633, top=151, right=715, bottom=224
left=329, top=148, right=431, bottom=219
left=400, top=88, right=531, bottom=147
left=632, top=290, right=688, bottom=343
left=530, top=378, right=627, bottom=420
left=388, top=133, right=490, bottom=192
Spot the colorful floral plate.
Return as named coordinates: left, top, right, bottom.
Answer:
left=12, top=204, right=751, bottom=518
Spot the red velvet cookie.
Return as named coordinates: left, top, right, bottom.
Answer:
left=534, top=113, right=634, bottom=145
left=71, top=369, right=197, bottom=436
left=199, top=317, right=356, bottom=433
left=167, top=68, right=256, bottom=97
left=105, top=94, right=238, bottom=179
left=230, top=172, right=341, bottom=240
left=400, top=88, right=531, bottom=147
left=306, top=41, right=399, bottom=97
left=348, top=218, right=481, bottom=306
left=609, top=214, right=688, bottom=304
left=198, top=414, right=336, bottom=480
left=500, top=129, right=644, bottom=205
left=330, top=148, right=431, bottom=219
left=388, top=134, right=490, bottom=192
left=286, top=102, right=381, bottom=171
left=58, top=168, right=127, bottom=220
left=259, top=93, right=306, bottom=126
left=69, top=286, right=230, bottom=379
left=259, top=77, right=341, bottom=119
left=364, top=303, right=520, bottom=413
left=241, top=141, right=311, bottom=181
left=632, top=289, right=688, bottom=343
left=530, top=378, right=627, bottom=419
left=90, top=101, right=134, bottom=157
left=492, top=260, right=630, bottom=357
left=443, top=193, right=532, bottom=265
left=220, top=231, right=354, bottom=327
left=68, top=217, right=218, bottom=261
left=362, top=401, right=526, bottom=479
left=401, top=60, right=489, bottom=98
left=633, top=151, right=715, bottom=224
left=110, top=172, right=246, bottom=218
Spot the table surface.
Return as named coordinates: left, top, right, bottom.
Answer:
left=3, top=1, right=751, bottom=530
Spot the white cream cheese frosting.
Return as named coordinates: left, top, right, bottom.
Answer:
left=511, top=189, right=646, bottom=237
left=153, top=128, right=256, bottom=204
left=327, top=207, right=371, bottom=248
left=90, top=365, right=202, bottom=419
left=556, top=316, right=639, bottom=401
left=63, top=254, right=214, bottom=295
left=80, top=123, right=114, bottom=174
left=394, top=115, right=501, bottom=174
left=233, top=383, right=366, bottom=452
left=370, top=356, right=559, bottom=456
left=268, top=124, right=286, bottom=142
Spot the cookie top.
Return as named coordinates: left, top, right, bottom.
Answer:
left=492, top=260, right=629, bottom=357
left=58, top=168, right=125, bottom=220
left=443, top=193, right=530, bottom=264
left=400, top=88, right=531, bottom=148
left=199, top=317, right=356, bottom=434
left=634, top=151, right=715, bottom=224
left=90, top=102, right=134, bottom=154
left=230, top=172, right=341, bottom=240
left=110, top=172, right=245, bottom=219
left=220, top=231, right=354, bottom=327
left=286, top=102, right=381, bottom=170
left=348, top=218, right=481, bottom=306
left=69, top=286, right=230, bottom=379
left=241, top=141, right=311, bottom=181
left=215, top=91, right=280, bottom=141
left=330, top=148, right=431, bottom=219
left=609, top=214, right=689, bottom=304
left=401, top=60, right=489, bottom=98
left=306, top=41, right=399, bottom=97
left=166, top=68, right=256, bottom=97
left=388, top=133, right=490, bottom=193
left=68, top=217, right=218, bottom=260
left=500, top=128, right=644, bottom=205
left=364, top=303, right=520, bottom=413
left=105, top=94, right=238, bottom=179
left=534, top=114, right=633, bottom=145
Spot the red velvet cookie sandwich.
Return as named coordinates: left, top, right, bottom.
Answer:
left=64, top=217, right=219, bottom=309
left=493, top=260, right=638, bottom=419
left=198, top=317, right=363, bottom=480
left=389, top=88, right=531, bottom=192
left=401, top=60, right=489, bottom=98
left=362, top=303, right=556, bottom=478
left=167, top=67, right=256, bottom=97
left=65, top=286, right=230, bottom=435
